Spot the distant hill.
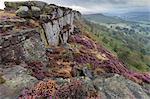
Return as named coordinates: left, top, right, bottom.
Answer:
left=84, top=13, right=126, bottom=24
left=118, top=11, right=150, bottom=23
left=84, top=20, right=150, bottom=72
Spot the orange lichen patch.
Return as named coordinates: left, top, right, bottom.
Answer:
left=0, top=11, right=17, bottom=19
left=34, top=80, right=58, bottom=97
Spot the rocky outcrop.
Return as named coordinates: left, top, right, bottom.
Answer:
left=4, top=1, right=81, bottom=46
left=4, top=1, right=47, bottom=11
left=39, top=5, right=81, bottom=46
left=0, top=28, right=47, bottom=64
left=0, top=65, right=38, bottom=99
left=17, top=74, right=149, bottom=99
left=93, top=74, right=149, bottom=99
left=1, top=1, right=81, bottom=65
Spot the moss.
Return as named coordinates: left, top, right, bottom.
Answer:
left=0, top=75, right=6, bottom=84
left=86, top=63, right=93, bottom=69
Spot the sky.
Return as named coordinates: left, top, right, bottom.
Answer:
left=0, top=0, right=150, bottom=14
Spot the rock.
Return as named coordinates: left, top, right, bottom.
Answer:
left=16, top=6, right=30, bottom=18
left=1, top=29, right=47, bottom=65
left=72, top=66, right=93, bottom=79
left=23, top=33, right=47, bottom=62
left=16, top=6, right=41, bottom=18
left=55, top=78, right=87, bottom=99
left=141, top=83, right=150, bottom=97
left=40, top=14, right=53, bottom=22
left=42, top=20, right=61, bottom=46
left=73, top=11, right=82, bottom=20
left=30, top=1, right=48, bottom=10
left=31, top=6, right=41, bottom=18
left=42, top=5, right=54, bottom=15
left=41, top=12, right=75, bottom=46
left=5, top=1, right=47, bottom=11
left=73, top=27, right=81, bottom=34
left=55, top=78, right=70, bottom=86
left=93, top=74, right=150, bottom=99
left=82, top=67, right=93, bottom=79
left=0, top=65, right=38, bottom=99
left=80, top=77, right=98, bottom=98
left=0, top=25, right=14, bottom=32
left=55, top=77, right=98, bottom=98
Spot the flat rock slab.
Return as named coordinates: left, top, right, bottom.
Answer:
left=93, top=74, right=150, bottom=99
left=0, top=65, right=38, bottom=99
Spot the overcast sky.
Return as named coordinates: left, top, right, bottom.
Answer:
left=0, top=0, right=150, bottom=14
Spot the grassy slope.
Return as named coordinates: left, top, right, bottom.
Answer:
left=83, top=20, right=150, bottom=72
left=84, top=13, right=125, bottom=24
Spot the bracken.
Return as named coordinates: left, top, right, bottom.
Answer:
left=55, top=79, right=87, bottom=99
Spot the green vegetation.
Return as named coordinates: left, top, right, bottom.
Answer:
left=0, top=75, right=5, bottom=84
left=84, top=13, right=125, bottom=24
left=84, top=20, right=150, bottom=72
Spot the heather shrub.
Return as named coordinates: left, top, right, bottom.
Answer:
left=55, top=79, right=87, bottom=99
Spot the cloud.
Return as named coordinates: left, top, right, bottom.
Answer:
left=0, top=0, right=149, bottom=14
left=44, top=0, right=150, bottom=14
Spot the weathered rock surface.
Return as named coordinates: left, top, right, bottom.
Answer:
left=15, top=6, right=30, bottom=18
left=0, top=29, right=47, bottom=65
left=4, top=1, right=47, bottom=11
left=0, top=65, right=38, bottom=99
left=55, top=74, right=150, bottom=99
left=1, top=1, right=81, bottom=65
left=93, top=74, right=149, bottom=99
left=3, top=1, right=81, bottom=47
left=39, top=5, right=80, bottom=46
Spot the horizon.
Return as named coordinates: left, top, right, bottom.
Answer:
left=0, top=0, right=150, bottom=14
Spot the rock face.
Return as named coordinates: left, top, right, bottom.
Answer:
left=0, top=29, right=47, bottom=64
left=17, top=74, right=149, bottom=99
left=0, top=65, right=38, bottom=99
left=4, top=1, right=81, bottom=46
left=1, top=1, right=81, bottom=65
left=15, top=6, right=30, bottom=18
left=40, top=5, right=80, bottom=46
left=56, top=74, right=149, bottom=99
left=93, top=74, right=149, bottom=99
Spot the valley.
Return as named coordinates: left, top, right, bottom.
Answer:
left=84, top=13, right=150, bottom=72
